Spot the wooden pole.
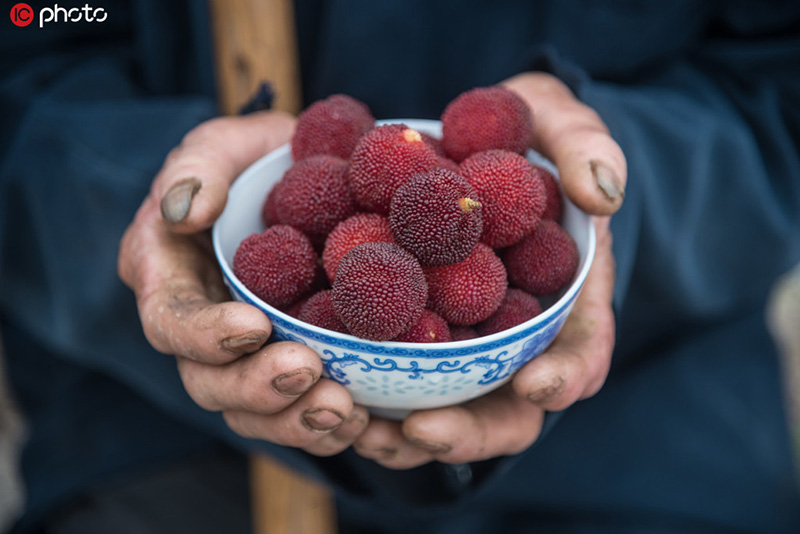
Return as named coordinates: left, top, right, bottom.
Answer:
left=209, top=0, right=302, bottom=115
left=208, top=1, right=336, bottom=532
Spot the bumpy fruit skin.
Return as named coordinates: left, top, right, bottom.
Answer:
left=291, top=94, right=375, bottom=160
left=233, top=225, right=318, bottom=308
left=261, top=181, right=283, bottom=227
left=348, top=124, right=439, bottom=213
left=437, top=156, right=460, bottom=174
left=539, top=166, right=563, bottom=222
left=420, top=132, right=446, bottom=157
left=298, top=290, right=349, bottom=334
left=389, top=169, right=482, bottom=267
left=272, top=155, right=356, bottom=243
left=441, top=86, right=533, bottom=162
left=459, top=149, right=546, bottom=248
left=424, top=243, right=507, bottom=325
left=476, top=288, right=543, bottom=336
left=393, top=310, right=451, bottom=343
left=332, top=243, right=427, bottom=341
left=449, top=324, right=479, bottom=341
left=504, top=220, right=579, bottom=296
left=322, top=213, right=395, bottom=283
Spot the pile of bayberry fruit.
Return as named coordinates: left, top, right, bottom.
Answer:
left=233, top=86, right=579, bottom=343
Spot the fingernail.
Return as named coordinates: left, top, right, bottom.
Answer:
left=407, top=438, right=452, bottom=454
left=590, top=161, right=624, bottom=203
left=221, top=331, right=268, bottom=353
left=161, top=177, right=201, bottom=223
left=272, top=369, right=316, bottom=397
left=527, top=375, right=566, bottom=404
left=302, top=408, right=345, bottom=433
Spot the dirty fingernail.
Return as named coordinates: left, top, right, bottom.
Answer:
left=408, top=438, right=452, bottom=454
left=221, top=331, right=268, bottom=353
left=302, top=408, right=345, bottom=433
left=161, top=177, right=201, bottom=223
left=590, top=161, right=624, bottom=203
left=272, top=369, right=316, bottom=397
left=527, top=375, right=566, bottom=404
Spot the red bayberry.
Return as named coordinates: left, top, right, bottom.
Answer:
left=539, top=166, right=563, bottom=222
left=459, top=149, right=546, bottom=248
left=393, top=310, right=451, bottom=343
left=441, top=86, right=533, bottom=162
left=298, top=290, right=349, bottom=334
left=292, top=94, right=375, bottom=160
left=348, top=124, right=439, bottom=213
left=476, top=288, right=543, bottom=336
left=332, top=242, right=427, bottom=341
left=233, top=225, right=318, bottom=308
left=449, top=325, right=479, bottom=341
left=272, top=155, right=356, bottom=243
left=504, top=220, right=579, bottom=296
left=322, top=213, right=395, bottom=283
left=424, top=243, right=507, bottom=325
left=389, top=169, right=482, bottom=267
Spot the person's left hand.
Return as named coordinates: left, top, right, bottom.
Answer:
left=353, top=72, right=625, bottom=468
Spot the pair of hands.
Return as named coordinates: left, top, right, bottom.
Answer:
left=118, top=73, right=626, bottom=469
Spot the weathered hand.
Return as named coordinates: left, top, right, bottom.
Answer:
left=118, top=111, right=367, bottom=456
left=354, top=73, right=626, bottom=468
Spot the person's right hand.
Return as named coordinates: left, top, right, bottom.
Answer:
left=118, top=111, right=368, bottom=456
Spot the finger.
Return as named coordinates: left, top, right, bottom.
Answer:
left=502, top=73, right=627, bottom=216
left=178, top=341, right=323, bottom=413
left=156, top=111, right=296, bottom=231
left=401, top=385, right=545, bottom=464
left=302, top=405, right=370, bottom=457
left=512, top=217, right=616, bottom=411
left=353, top=418, right=435, bottom=469
left=119, top=197, right=273, bottom=364
left=222, top=378, right=353, bottom=448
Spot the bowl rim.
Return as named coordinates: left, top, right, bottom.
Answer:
left=212, top=118, right=596, bottom=352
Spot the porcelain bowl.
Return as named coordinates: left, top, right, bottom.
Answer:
left=212, top=119, right=595, bottom=419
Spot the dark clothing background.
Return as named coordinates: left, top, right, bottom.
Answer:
left=2, top=0, right=800, bottom=532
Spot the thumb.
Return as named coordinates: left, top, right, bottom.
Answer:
left=502, top=73, right=627, bottom=216
left=156, top=110, right=296, bottom=233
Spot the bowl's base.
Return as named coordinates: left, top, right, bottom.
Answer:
left=368, top=407, right=411, bottom=421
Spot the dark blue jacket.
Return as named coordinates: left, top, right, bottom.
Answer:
left=2, top=0, right=800, bottom=531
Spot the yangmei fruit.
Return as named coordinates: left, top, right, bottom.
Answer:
left=393, top=309, right=451, bottom=343
left=476, top=288, right=542, bottom=336
left=348, top=124, right=439, bottom=213
left=332, top=242, right=427, bottom=340
left=233, top=225, right=318, bottom=308
left=272, top=155, right=355, bottom=243
left=441, top=86, right=533, bottom=162
left=292, top=94, right=375, bottom=160
left=504, top=220, right=579, bottom=296
left=297, top=290, right=349, bottom=334
left=459, top=149, right=546, bottom=248
left=389, top=169, right=482, bottom=267
left=322, top=213, right=395, bottom=282
left=424, top=243, right=507, bottom=325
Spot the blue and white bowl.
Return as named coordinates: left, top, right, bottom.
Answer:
left=212, top=119, right=595, bottom=419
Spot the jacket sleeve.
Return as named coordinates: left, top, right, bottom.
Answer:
left=576, top=7, right=800, bottom=362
